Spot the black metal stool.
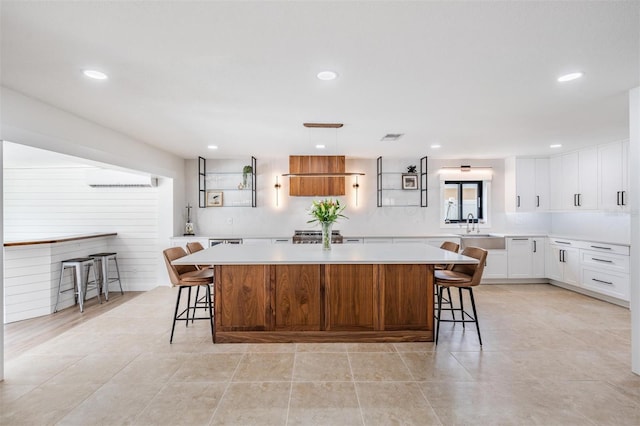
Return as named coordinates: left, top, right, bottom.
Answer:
left=54, top=257, right=101, bottom=313
left=89, top=252, right=124, bottom=301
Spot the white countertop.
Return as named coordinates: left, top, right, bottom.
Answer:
left=173, top=243, right=478, bottom=266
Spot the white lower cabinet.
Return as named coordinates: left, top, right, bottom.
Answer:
left=581, top=268, right=629, bottom=300
left=546, top=238, right=630, bottom=302
left=364, top=237, right=394, bottom=244
left=507, top=237, right=546, bottom=279
left=483, top=250, right=508, bottom=279
left=546, top=241, right=580, bottom=286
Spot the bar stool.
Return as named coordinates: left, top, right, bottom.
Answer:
left=54, top=257, right=101, bottom=313
left=163, top=247, right=214, bottom=343
left=89, top=252, right=124, bottom=301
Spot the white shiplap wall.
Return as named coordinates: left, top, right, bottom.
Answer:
left=3, top=167, right=160, bottom=293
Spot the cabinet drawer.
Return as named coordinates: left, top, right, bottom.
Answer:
left=581, top=268, right=629, bottom=300
left=343, top=238, right=364, bottom=244
left=580, top=251, right=629, bottom=273
left=576, top=241, right=629, bottom=255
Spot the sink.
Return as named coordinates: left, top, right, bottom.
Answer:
left=459, top=234, right=505, bottom=250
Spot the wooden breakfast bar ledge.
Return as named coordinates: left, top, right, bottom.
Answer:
left=173, top=243, right=477, bottom=343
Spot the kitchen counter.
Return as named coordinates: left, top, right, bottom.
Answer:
left=175, top=243, right=476, bottom=343
left=4, top=232, right=118, bottom=323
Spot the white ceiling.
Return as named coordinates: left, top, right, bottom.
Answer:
left=1, top=1, right=638, bottom=161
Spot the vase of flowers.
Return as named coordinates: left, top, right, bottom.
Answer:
left=307, top=198, right=347, bottom=250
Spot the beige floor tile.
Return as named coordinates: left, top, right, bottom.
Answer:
left=345, top=342, right=396, bottom=352
left=246, top=343, right=297, bottom=353
left=293, top=352, right=353, bottom=381
left=0, top=383, right=37, bottom=405
left=110, top=352, right=188, bottom=384
left=210, top=382, right=290, bottom=425
left=393, top=342, right=436, bottom=352
left=2, top=383, right=100, bottom=425
left=538, top=380, right=640, bottom=425
left=450, top=351, right=537, bottom=381
left=233, top=353, right=294, bottom=381
left=288, top=381, right=362, bottom=425
left=4, top=283, right=639, bottom=425
left=134, top=382, right=226, bottom=426
left=348, top=352, right=413, bottom=381
left=401, top=351, right=474, bottom=381
left=46, top=352, right=136, bottom=385
left=295, top=342, right=348, bottom=352
left=171, top=353, right=243, bottom=382
left=420, top=380, right=592, bottom=425
left=57, top=382, right=164, bottom=425
left=4, top=354, right=84, bottom=385
left=356, top=381, right=441, bottom=425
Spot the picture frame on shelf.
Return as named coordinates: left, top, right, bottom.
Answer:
left=401, top=174, right=418, bottom=190
left=206, top=191, right=223, bottom=207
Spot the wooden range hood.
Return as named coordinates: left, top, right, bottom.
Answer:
left=285, top=155, right=363, bottom=196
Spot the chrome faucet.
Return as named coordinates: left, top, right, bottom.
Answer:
left=466, top=213, right=475, bottom=234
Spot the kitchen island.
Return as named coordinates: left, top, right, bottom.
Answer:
left=173, top=243, right=476, bottom=343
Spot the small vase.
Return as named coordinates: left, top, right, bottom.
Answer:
left=321, top=221, right=333, bottom=251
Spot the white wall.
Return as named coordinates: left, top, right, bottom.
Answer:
left=4, top=167, right=161, bottom=291
left=629, top=87, right=639, bottom=375
left=550, top=212, right=631, bottom=245
left=185, top=156, right=550, bottom=238
left=0, top=87, right=186, bottom=380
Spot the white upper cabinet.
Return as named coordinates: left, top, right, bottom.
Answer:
left=550, top=147, right=598, bottom=210
left=598, top=140, right=629, bottom=211
left=505, top=157, right=550, bottom=212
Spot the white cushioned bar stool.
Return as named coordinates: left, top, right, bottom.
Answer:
left=88, top=252, right=123, bottom=301
left=54, top=257, right=101, bottom=313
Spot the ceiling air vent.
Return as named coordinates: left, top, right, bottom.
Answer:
left=381, top=133, right=404, bottom=141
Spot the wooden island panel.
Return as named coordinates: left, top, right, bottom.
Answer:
left=216, top=265, right=270, bottom=331
left=325, top=264, right=377, bottom=331
left=213, top=263, right=434, bottom=343
left=382, top=264, right=432, bottom=331
left=274, top=265, right=321, bottom=331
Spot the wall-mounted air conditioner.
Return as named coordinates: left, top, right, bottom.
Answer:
left=85, top=169, right=157, bottom=187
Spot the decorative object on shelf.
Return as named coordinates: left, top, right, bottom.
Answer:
left=206, top=191, right=223, bottom=207
left=184, top=204, right=195, bottom=235
left=274, top=176, right=282, bottom=207
left=307, top=198, right=347, bottom=250
left=242, top=165, right=253, bottom=189
left=402, top=174, right=418, bottom=190
left=406, top=165, right=417, bottom=174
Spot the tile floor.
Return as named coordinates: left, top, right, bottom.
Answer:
left=1, top=284, right=639, bottom=425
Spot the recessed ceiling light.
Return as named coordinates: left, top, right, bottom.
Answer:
left=317, top=71, right=338, bottom=81
left=207, top=145, right=218, bottom=150
left=550, top=144, right=562, bottom=148
left=83, top=69, right=108, bottom=80
left=430, top=144, right=441, bottom=149
left=557, top=72, right=583, bottom=82
left=315, top=144, right=326, bottom=149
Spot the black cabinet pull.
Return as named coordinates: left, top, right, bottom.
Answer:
left=517, top=195, right=520, bottom=208
left=536, top=195, right=540, bottom=207
left=590, top=245, right=611, bottom=250
left=591, top=258, right=613, bottom=263
left=533, top=240, right=537, bottom=253
left=622, top=191, right=627, bottom=206
left=555, top=241, right=571, bottom=245
left=617, top=191, right=621, bottom=206
left=577, top=193, right=582, bottom=207
left=592, top=278, right=613, bottom=285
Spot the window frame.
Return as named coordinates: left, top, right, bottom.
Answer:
left=441, top=180, right=489, bottom=226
